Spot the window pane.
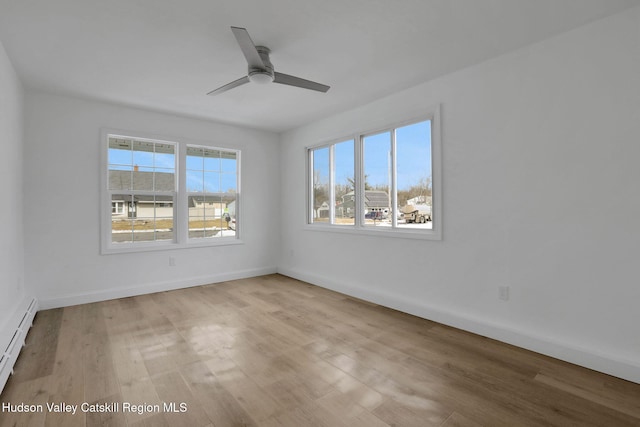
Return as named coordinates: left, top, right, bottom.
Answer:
left=203, top=149, right=221, bottom=171
left=219, top=196, right=236, bottom=238
left=109, top=137, right=175, bottom=192
left=186, top=145, right=239, bottom=240
left=221, top=173, right=237, bottom=193
left=108, top=138, right=133, bottom=190
left=186, top=147, right=204, bottom=170
left=111, top=194, right=174, bottom=243
left=186, top=170, right=203, bottom=192
left=188, top=195, right=236, bottom=239
left=109, top=170, right=132, bottom=190
left=154, top=169, right=175, bottom=191
left=221, top=152, right=237, bottom=173
left=154, top=151, right=175, bottom=169
left=132, top=146, right=154, bottom=168
left=311, top=147, right=330, bottom=223
left=396, top=120, right=432, bottom=230
left=363, top=132, right=391, bottom=227
left=108, top=138, right=132, bottom=167
left=204, top=172, right=221, bottom=193
left=111, top=194, right=133, bottom=243
left=334, top=140, right=355, bottom=225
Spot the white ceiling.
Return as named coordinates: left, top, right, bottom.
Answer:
left=1, top=0, right=638, bottom=133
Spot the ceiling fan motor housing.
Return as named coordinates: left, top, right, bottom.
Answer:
left=248, top=46, right=274, bottom=83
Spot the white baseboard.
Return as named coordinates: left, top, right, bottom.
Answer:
left=1, top=296, right=38, bottom=393
left=38, top=266, right=278, bottom=310
left=278, top=266, right=640, bottom=385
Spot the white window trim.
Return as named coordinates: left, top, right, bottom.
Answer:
left=305, top=106, right=442, bottom=240
left=111, top=201, right=125, bottom=215
left=100, top=129, right=243, bottom=254
left=184, top=143, right=241, bottom=243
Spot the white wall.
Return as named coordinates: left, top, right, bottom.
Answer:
left=24, top=92, right=280, bottom=308
left=0, top=41, right=29, bottom=350
left=279, top=8, right=640, bottom=382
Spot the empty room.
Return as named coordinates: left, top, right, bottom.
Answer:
left=1, top=0, right=640, bottom=426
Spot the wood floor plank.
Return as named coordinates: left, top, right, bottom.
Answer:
left=180, top=360, right=258, bottom=427
left=12, top=309, right=63, bottom=382
left=150, top=370, right=211, bottom=427
left=535, top=372, right=640, bottom=419
left=440, top=411, right=483, bottom=427
left=46, top=307, right=85, bottom=427
left=0, top=375, right=51, bottom=427
left=2, top=274, right=639, bottom=427
left=315, top=390, right=389, bottom=427
left=207, top=359, right=284, bottom=421
left=84, top=393, right=126, bottom=427
left=82, top=331, right=119, bottom=404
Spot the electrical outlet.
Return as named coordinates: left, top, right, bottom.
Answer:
left=498, top=286, right=510, bottom=301
left=169, top=256, right=176, bottom=267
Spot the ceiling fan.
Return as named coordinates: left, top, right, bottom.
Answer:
left=207, top=26, right=330, bottom=96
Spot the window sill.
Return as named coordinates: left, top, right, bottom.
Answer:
left=101, top=237, right=244, bottom=255
left=303, top=223, right=442, bottom=241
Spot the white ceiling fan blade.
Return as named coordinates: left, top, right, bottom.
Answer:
left=231, top=26, right=265, bottom=69
left=273, top=72, right=330, bottom=93
left=207, top=76, right=250, bottom=96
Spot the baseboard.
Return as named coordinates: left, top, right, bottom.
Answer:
left=1, top=296, right=38, bottom=393
left=278, top=266, right=640, bottom=385
left=38, top=266, right=278, bottom=310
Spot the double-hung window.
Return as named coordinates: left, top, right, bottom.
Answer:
left=308, top=107, right=441, bottom=239
left=102, top=133, right=241, bottom=253
left=107, top=136, right=177, bottom=244
left=186, top=146, right=238, bottom=239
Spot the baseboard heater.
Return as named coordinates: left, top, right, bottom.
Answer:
left=0, top=298, right=38, bottom=393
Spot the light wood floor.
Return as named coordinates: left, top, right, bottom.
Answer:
left=2, top=274, right=639, bottom=427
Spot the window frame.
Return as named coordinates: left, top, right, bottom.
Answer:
left=101, top=129, right=242, bottom=254
left=111, top=201, right=125, bottom=215
left=308, top=138, right=356, bottom=226
left=306, top=106, right=442, bottom=240
left=184, top=144, right=240, bottom=241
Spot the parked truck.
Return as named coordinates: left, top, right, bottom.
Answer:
left=401, top=204, right=431, bottom=223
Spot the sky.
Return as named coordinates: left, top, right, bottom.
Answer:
left=108, top=142, right=238, bottom=193
left=313, top=119, right=432, bottom=191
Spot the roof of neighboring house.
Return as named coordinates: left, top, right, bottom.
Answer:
left=112, top=195, right=173, bottom=202
left=339, top=190, right=389, bottom=208
left=364, top=191, right=389, bottom=208
left=109, top=170, right=175, bottom=191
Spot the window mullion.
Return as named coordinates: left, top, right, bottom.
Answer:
left=307, top=150, right=314, bottom=224
left=391, top=129, right=398, bottom=228
left=329, top=144, right=336, bottom=224
left=177, top=142, right=187, bottom=244
left=355, top=134, right=364, bottom=228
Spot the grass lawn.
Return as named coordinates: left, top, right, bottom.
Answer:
left=112, top=218, right=232, bottom=231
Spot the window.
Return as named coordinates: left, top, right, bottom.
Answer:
left=107, top=137, right=176, bottom=244
left=186, top=146, right=237, bottom=239
left=310, top=139, right=355, bottom=225
left=111, top=201, right=124, bottom=215
left=307, top=108, right=441, bottom=239
left=102, top=133, right=241, bottom=253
